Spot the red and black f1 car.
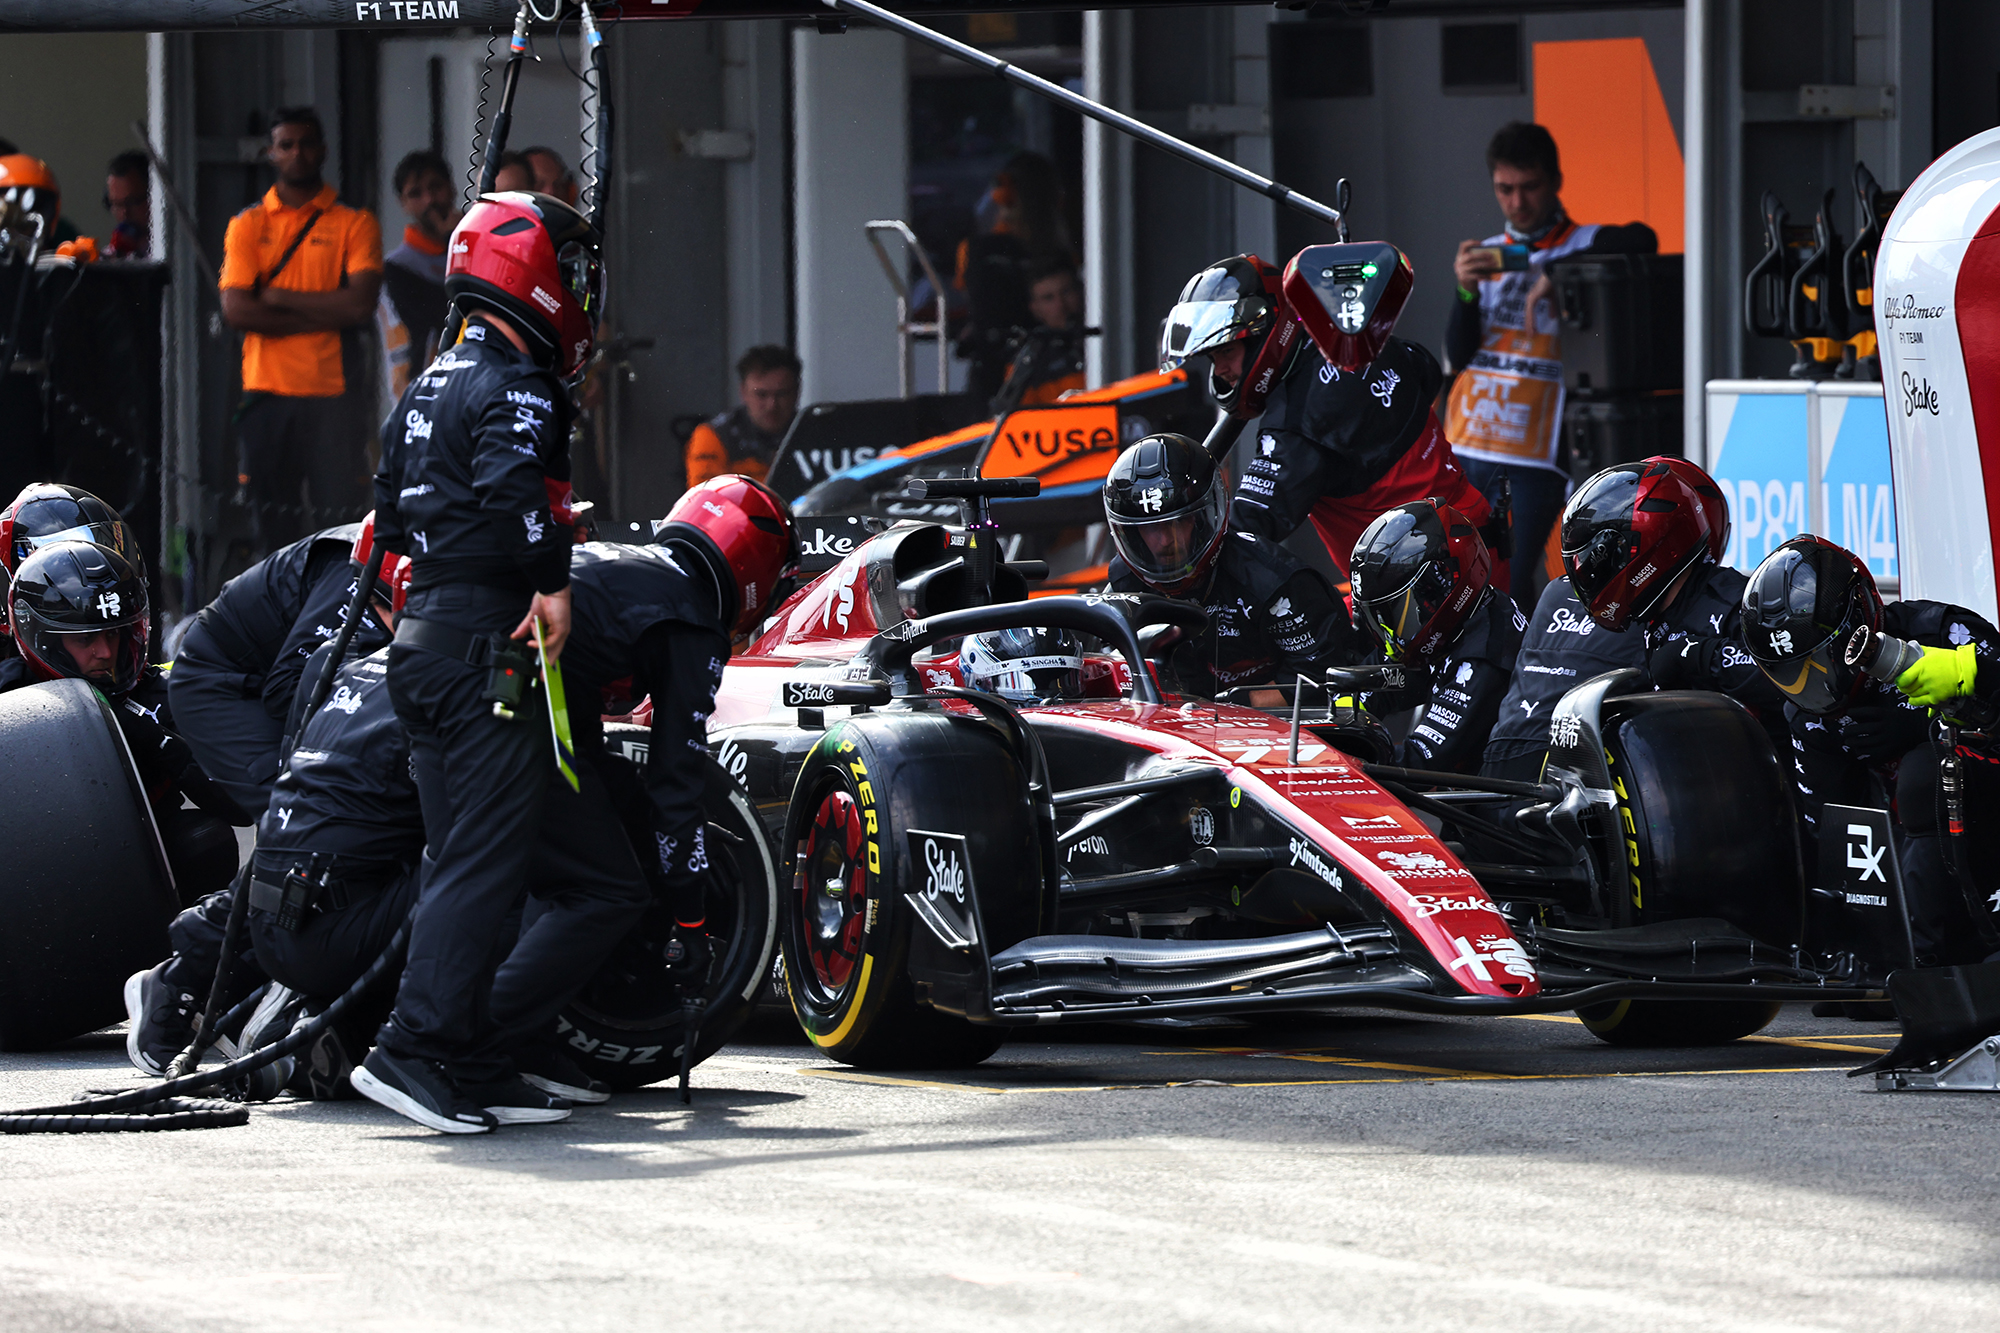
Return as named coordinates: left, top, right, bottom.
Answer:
left=705, top=477, right=1894, bottom=1068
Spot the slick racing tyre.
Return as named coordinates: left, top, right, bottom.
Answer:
left=557, top=739, right=780, bottom=1090
left=0, top=679, right=179, bottom=1050
left=781, top=712, right=1034, bottom=1070
left=1575, top=998, right=1782, bottom=1047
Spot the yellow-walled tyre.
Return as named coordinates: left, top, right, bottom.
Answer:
left=1576, top=998, right=1782, bottom=1046
left=781, top=718, right=1013, bottom=1069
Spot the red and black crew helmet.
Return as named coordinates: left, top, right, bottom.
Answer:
left=2, top=483, right=137, bottom=577
left=445, top=191, right=603, bottom=379
left=1560, top=456, right=1729, bottom=632
left=1741, top=536, right=1884, bottom=715
left=1350, top=499, right=1493, bottom=665
left=9, top=540, right=149, bottom=695
left=1103, top=432, right=1228, bottom=597
left=350, top=512, right=414, bottom=618
left=1158, top=254, right=1307, bottom=420
left=655, top=474, right=799, bottom=639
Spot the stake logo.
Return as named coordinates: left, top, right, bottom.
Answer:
left=921, top=836, right=967, bottom=904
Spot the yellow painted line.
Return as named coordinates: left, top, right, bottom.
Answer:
left=1742, top=1034, right=1898, bottom=1056
left=1505, top=1013, right=1583, bottom=1024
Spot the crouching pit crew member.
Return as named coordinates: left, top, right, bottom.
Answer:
left=563, top=476, right=797, bottom=982
left=167, top=518, right=395, bottom=816
left=1742, top=537, right=2000, bottom=964
left=1348, top=499, right=1524, bottom=774
left=360, top=188, right=637, bottom=1134
left=1559, top=456, right=1785, bottom=745
left=1481, top=574, right=1647, bottom=783
left=1102, top=432, right=1359, bottom=699
left=7, top=540, right=246, bottom=902
left=1158, top=254, right=1496, bottom=584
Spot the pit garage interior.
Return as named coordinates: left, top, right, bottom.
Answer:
left=3, top=0, right=1995, bottom=622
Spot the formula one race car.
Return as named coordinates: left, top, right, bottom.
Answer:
left=776, top=368, right=1207, bottom=596
left=706, top=478, right=1893, bottom=1068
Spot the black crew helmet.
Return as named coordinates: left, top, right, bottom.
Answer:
left=1741, top=536, right=1884, bottom=715
left=8, top=539, right=150, bottom=695
left=1102, top=433, right=1228, bottom=596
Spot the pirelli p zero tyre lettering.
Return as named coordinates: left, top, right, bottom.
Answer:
left=558, top=739, right=780, bottom=1089
left=780, top=717, right=1010, bottom=1070
left=0, top=679, right=179, bottom=1050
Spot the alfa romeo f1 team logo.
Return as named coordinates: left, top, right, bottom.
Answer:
left=96, top=591, right=121, bottom=618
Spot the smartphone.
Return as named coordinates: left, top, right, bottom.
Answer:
left=1471, top=244, right=1533, bottom=273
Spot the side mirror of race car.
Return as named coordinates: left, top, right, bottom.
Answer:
left=1281, top=241, right=1414, bottom=371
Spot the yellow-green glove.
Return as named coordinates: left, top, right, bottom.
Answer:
left=1896, top=642, right=1978, bottom=708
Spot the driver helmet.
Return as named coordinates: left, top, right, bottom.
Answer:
left=654, top=473, right=800, bottom=638
left=0, top=154, right=61, bottom=235
left=350, top=512, right=413, bottom=618
left=959, top=625, right=1085, bottom=703
left=1741, top=536, right=1883, bottom=715
left=9, top=539, right=149, bottom=695
left=1560, top=456, right=1730, bottom=632
left=445, top=191, right=603, bottom=379
left=1350, top=498, right=1492, bottom=665
left=1103, top=433, right=1227, bottom=597
left=1158, top=254, right=1307, bottom=419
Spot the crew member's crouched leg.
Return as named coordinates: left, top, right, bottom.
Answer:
left=490, top=757, right=651, bottom=1103
left=123, top=883, right=265, bottom=1077
left=359, top=584, right=552, bottom=1133
left=247, top=853, right=422, bottom=1099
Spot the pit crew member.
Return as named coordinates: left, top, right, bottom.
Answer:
left=1559, top=457, right=1785, bottom=743
left=1349, top=499, right=1525, bottom=774
left=1481, top=575, right=1647, bottom=782
left=360, top=189, right=608, bottom=1134
left=564, top=476, right=798, bottom=975
left=1, top=482, right=140, bottom=667
left=166, top=519, right=395, bottom=815
left=7, top=541, right=244, bottom=901
left=1158, top=253, right=1494, bottom=582
left=1742, top=537, right=2000, bottom=963
left=1103, top=432, right=1359, bottom=699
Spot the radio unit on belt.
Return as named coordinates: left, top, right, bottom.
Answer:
left=248, top=853, right=334, bottom=933
left=393, top=618, right=538, bottom=719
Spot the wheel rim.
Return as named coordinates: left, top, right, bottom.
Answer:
left=797, top=788, right=868, bottom=1002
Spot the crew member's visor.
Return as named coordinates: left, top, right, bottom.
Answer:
left=1107, top=484, right=1226, bottom=590
left=1160, top=296, right=1270, bottom=370
left=1753, top=633, right=1849, bottom=714
left=1353, top=531, right=1452, bottom=657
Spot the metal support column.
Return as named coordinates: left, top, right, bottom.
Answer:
left=1084, top=8, right=1133, bottom=389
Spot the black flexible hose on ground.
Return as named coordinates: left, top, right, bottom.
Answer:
left=0, top=922, right=410, bottom=1134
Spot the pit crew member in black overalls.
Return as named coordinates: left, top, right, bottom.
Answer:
left=167, top=519, right=396, bottom=815
left=122, top=635, right=424, bottom=1089
left=1103, top=433, right=1359, bottom=699
left=1481, top=576, right=1647, bottom=782
left=1348, top=499, right=1525, bottom=774
left=356, top=190, right=618, bottom=1134
left=1741, top=537, right=2000, bottom=964
left=7, top=540, right=244, bottom=898
left=1158, top=254, right=1495, bottom=583
left=0, top=482, right=141, bottom=668
left=1558, top=456, right=1785, bottom=747
left=563, top=475, right=797, bottom=977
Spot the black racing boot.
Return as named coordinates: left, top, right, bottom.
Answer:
left=123, top=964, right=197, bottom=1078
left=350, top=1047, right=497, bottom=1134
left=458, top=1074, right=573, bottom=1125
left=516, top=1045, right=611, bottom=1104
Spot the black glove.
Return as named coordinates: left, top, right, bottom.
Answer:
left=1649, top=635, right=1711, bottom=690
left=1837, top=701, right=1932, bottom=762
left=116, top=701, right=254, bottom=824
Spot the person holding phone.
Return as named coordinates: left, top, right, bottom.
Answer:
left=1444, top=122, right=1657, bottom=611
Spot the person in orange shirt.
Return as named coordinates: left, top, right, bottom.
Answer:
left=219, top=107, right=382, bottom=551
left=683, top=345, right=801, bottom=488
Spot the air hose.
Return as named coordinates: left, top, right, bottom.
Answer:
left=0, top=921, right=410, bottom=1133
